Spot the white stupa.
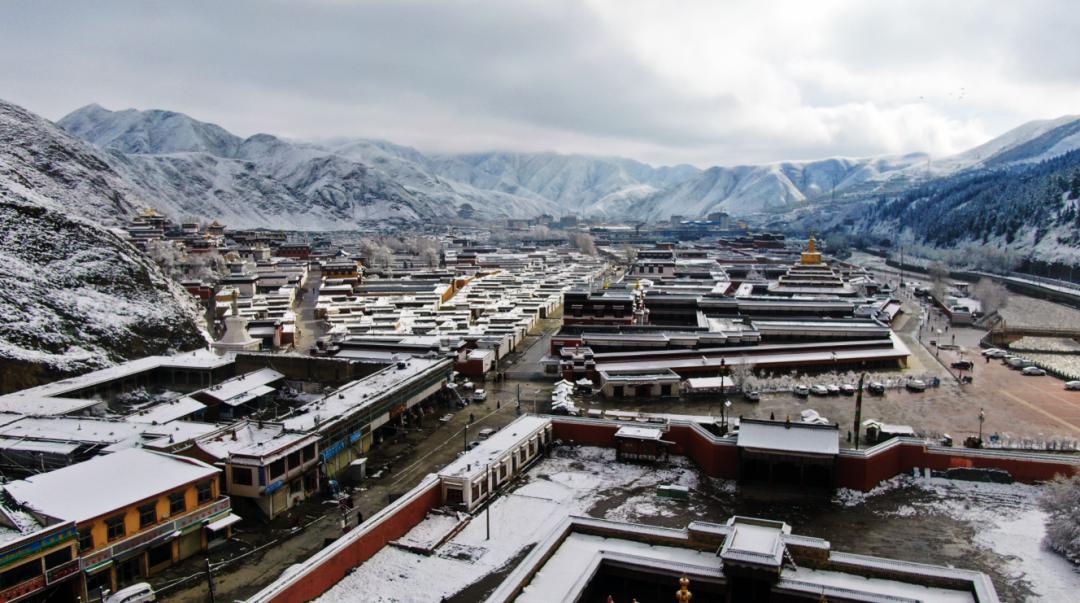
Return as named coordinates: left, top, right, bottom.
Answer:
left=212, top=296, right=261, bottom=355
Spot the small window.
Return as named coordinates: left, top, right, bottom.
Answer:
left=269, top=458, right=286, bottom=479
left=139, top=503, right=157, bottom=528
left=44, top=547, right=72, bottom=569
left=106, top=515, right=126, bottom=541
left=78, top=528, right=94, bottom=552
left=232, top=467, right=253, bottom=486
left=287, top=450, right=302, bottom=470
left=197, top=481, right=213, bottom=504
left=169, top=492, right=186, bottom=515
left=302, top=444, right=316, bottom=462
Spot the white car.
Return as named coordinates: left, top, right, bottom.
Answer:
left=810, top=384, right=829, bottom=396
left=1066, top=381, right=1080, bottom=391
left=106, top=584, right=155, bottom=603
left=982, top=348, right=1007, bottom=358
left=906, top=379, right=927, bottom=392
left=793, top=385, right=810, bottom=398
left=826, top=384, right=841, bottom=396
left=839, top=383, right=856, bottom=396
left=1022, top=366, right=1046, bottom=376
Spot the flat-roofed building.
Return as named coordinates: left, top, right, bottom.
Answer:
left=3, top=449, right=232, bottom=598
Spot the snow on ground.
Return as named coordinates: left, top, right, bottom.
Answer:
left=314, top=446, right=704, bottom=602
left=394, top=511, right=466, bottom=550
left=912, top=478, right=1080, bottom=602
left=840, top=475, right=1080, bottom=601
left=832, top=474, right=915, bottom=507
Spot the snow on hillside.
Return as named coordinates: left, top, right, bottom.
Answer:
left=58, top=103, right=1080, bottom=223
left=60, top=105, right=561, bottom=226
left=0, top=99, right=206, bottom=392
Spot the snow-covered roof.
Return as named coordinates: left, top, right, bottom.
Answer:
left=614, top=426, right=664, bottom=441
left=196, top=368, right=283, bottom=404
left=439, top=415, right=550, bottom=480
left=737, top=419, right=839, bottom=456
left=720, top=519, right=786, bottom=568
left=0, top=352, right=233, bottom=416
left=196, top=421, right=315, bottom=461
left=282, top=357, right=450, bottom=433
left=4, top=448, right=220, bottom=523
left=125, top=396, right=206, bottom=424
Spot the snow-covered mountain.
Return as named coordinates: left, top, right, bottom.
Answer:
left=627, top=154, right=930, bottom=219
left=60, top=105, right=563, bottom=226
left=58, top=103, right=1080, bottom=224
left=0, top=99, right=206, bottom=391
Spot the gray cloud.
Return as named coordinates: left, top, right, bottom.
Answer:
left=1, top=0, right=1077, bottom=166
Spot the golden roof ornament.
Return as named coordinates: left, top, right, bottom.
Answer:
left=676, top=574, right=692, bottom=603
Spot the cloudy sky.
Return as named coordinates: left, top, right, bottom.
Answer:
left=2, top=0, right=1078, bottom=166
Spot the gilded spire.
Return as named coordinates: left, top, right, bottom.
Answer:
left=676, top=574, right=692, bottom=603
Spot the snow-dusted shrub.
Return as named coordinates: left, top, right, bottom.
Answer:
left=1039, top=473, right=1080, bottom=563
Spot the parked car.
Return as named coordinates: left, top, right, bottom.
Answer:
left=478, top=427, right=496, bottom=439
left=982, top=348, right=1006, bottom=357
left=951, top=360, right=974, bottom=370
left=106, top=584, right=156, bottom=603
left=906, top=379, right=927, bottom=392
left=826, top=384, right=841, bottom=396
left=471, top=389, right=487, bottom=403
left=743, top=390, right=761, bottom=402
left=839, top=383, right=856, bottom=396
left=867, top=381, right=886, bottom=395
left=810, top=384, right=829, bottom=396
left=1006, top=357, right=1029, bottom=369
left=793, top=385, right=810, bottom=398
left=1066, top=381, right=1080, bottom=391
left=468, top=440, right=481, bottom=449
left=1021, top=366, right=1047, bottom=376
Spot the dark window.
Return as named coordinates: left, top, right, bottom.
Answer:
left=302, top=444, right=316, bottom=462
left=232, top=467, right=253, bottom=486
left=269, top=458, right=286, bottom=479
left=147, top=542, right=172, bottom=567
left=44, top=547, right=72, bottom=569
left=197, top=481, right=213, bottom=504
left=106, top=515, right=126, bottom=541
left=169, top=492, right=186, bottom=515
left=0, top=558, right=41, bottom=588
left=289, top=479, right=302, bottom=495
left=661, top=384, right=672, bottom=396
left=78, top=528, right=94, bottom=552
left=139, top=503, right=157, bottom=528
left=287, top=450, right=302, bottom=470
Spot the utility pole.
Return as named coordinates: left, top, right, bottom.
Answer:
left=485, top=465, right=492, bottom=540
left=899, top=246, right=905, bottom=289
left=463, top=422, right=469, bottom=453
left=854, top=372, right=865, bottom=450
left=205, top=557, right=217, bottom=603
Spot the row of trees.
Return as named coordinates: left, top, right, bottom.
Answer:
left=864, top=149, right=1080, bottom=252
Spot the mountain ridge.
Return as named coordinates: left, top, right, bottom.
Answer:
left=58, top=103, right=1080, bottom=225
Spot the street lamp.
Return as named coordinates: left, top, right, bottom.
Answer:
left=721, top=399, right=732, bottom=435
left=978, top=408, right=986, bottom=445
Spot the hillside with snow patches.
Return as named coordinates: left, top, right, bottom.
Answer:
left=60, top=103, right=1080, bottom=225
left=0, top=99, right=207, bottom=391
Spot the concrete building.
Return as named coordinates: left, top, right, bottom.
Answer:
left=3, top=449, right=233, bottom=598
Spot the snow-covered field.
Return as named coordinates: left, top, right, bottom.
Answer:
left=835, top=475, right=1080, bottom=601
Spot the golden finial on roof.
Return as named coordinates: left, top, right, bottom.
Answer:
left=800, top=235, right=823, bottom=265
left=676, top=574, right=692, bottom=603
